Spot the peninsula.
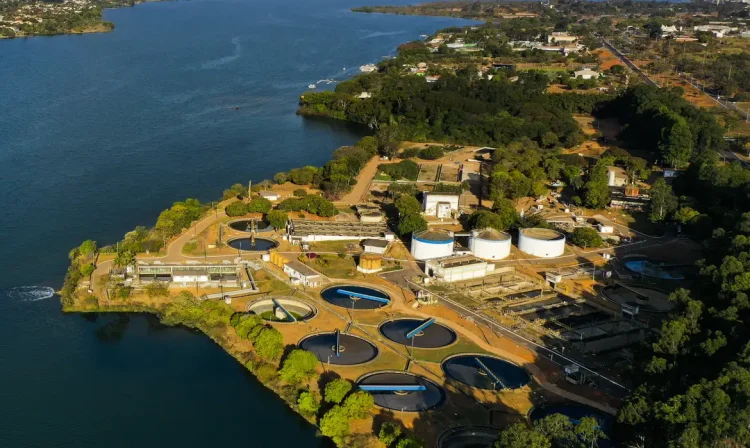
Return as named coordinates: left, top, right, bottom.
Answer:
left=0, top=0, right=156, bottom=37
left=61, top=2, right=750, bottom=448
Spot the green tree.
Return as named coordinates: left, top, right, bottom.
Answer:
left=252, top=327, right=284, bottom=361
left=660, top=117, right=693, bottom=168
left=145, top=281, right=169, bottom=298
left=78, top=240, right=97, bottom=257
left=356, top=135, right=379, bottom=156
left=576, top=416, right=607, bottom=447
left=225, top=201, right=249, bottom=217
left=223, top=183, right=248, bottom=199
left=673, top=206, right=699, bottom=225
left=395, top=195, right=422, bottom=216
left=496, top=423, right=550, bottom=448
left=289, top=166, right=318, bottom=185
left=571, top=227, right=604, bottom=248
left=297, top=390, right=320, bottom=416
left=247, top=197, right=272, bottom=214
left=378, top=422, right=402, bottom=446
left=325, top=378, right=353, bottom=404
left=79, top=263, right=95, bottom=277
left=649, top=178, right=678, bottom=222
left=541, top=131, right=559, bottom=148
left=114, top=250, right=136, bottom=267
left=279, top=349, right=319, bottom=385
left=274, top=172, right=288, bottom=184
left=266, top=210, right=288, bottom=229
left=398, top=213, right=428, bottom=237
left=342, top=391, right=374, bottom=419
left=418, top=146, right=444, bottom=160
left=395, top=436, right=424, bottom=448
left=319, top=405, right=351, bottom=443
left=469, top=210, right=514, bottom=231
left=533, top=414, right=575, bottom=446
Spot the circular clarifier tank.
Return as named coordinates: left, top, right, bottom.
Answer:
left=299, top=332, right=378, bottom=366
left=437, top=426, right=498, bottom=448
left=227, top=237, right=279, bottom=251
left=321, top=285, right=390, bottom=310
left=379, top=318, right=457, bottom=349
left=442, top=354, right=531, bottom=390
left=246, top=297, right=316, bottom=323
left=356, top=371, right=445, bottom=412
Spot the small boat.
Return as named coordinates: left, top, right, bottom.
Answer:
left=308, top=84, right=316, bottom=89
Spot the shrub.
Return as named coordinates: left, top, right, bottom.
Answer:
left=234, top=314, right=263, bottom=339
left=395, top=195, right=422, bottom=216
left=145, top=281, right=169, bottom=298
left=79, top=263, right=95, bottom=277
left=254, top=362, right=278, bottom=383
left=294, top=188, right=307, bottom=197
left=225, top=201, right=249, bottom=217
left=400, top=147, right=421, bottom=158
left=289, top=166, right=318, bottom=185
left=396, top=437, right=424, bottom=448
left=418, top=145, right=444, bottom=160
left=279, top=349, right=319, bottom=385
left=571, top=227, right=603, bottom=248
left=324, top=378, right=353, bottom=404
left=379, top=160, right=419, bottom=181
left=379, top=422, right=402, bottom=446
left=297, top=390, right=321, bottom=416
left=223, top=183, right=248, bottom=199
left=398, top=214, right=428, bottom=237
left=247, top=197, right=272, bottom=214
left=274, top=172, right=288, bottom=184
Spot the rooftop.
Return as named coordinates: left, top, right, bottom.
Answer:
left=289, top=219, right=388, bottom=238
left=284, top=260, right=321, bottom=278
left=413, top=229, right=454, bottom=242
left=519, top=228, right=564, bottom=241
left=473, top=228, right=511, bottom=241
left=430, top=254, right=486, bottom=269
left=362, top=239, right=389, bottom=248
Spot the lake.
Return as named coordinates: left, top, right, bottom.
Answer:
left=0, top=0, right=471, bottom=446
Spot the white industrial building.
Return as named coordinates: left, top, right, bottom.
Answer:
left=469, top=228, right=512, bottom=260
left=422, top=192, right=460, bottom=219
left=362, top=239, right=389, bottom=255
left=573, top=69, right=601, bottom=80
left=424, top=255, right=495, bottom=283
left=136, top=263, right=240, bottom=287
left=287, top=220, right=393, bottom=243
left=518, top=228, right=566, bottom=258
left=411, top=229, right=455, bottom=261
left=258, top=191, right=280, bottom=201
left=607, top=166, right=629, bottom=187
left=283, top=261, right=321, bottom=287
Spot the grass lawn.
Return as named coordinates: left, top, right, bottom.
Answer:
left=412, top=338, right=490, bottom=363
left=301, top=254, right=363, bottom=279
left=375, top=173, right=393, bottom=181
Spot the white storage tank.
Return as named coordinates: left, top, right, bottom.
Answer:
left=469, top=228, right=512, bottom=260
left=411, top=230, right=454, bottom=261
left=518, top=228, right=566, bottom=258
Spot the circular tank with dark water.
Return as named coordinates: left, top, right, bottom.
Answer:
left=321, top=285, right=390, bottom=310
left=443, top=354, right=530, bottom=390
left=299, top=332, right=378, bottom=366
left=356, top=371, right=445, bottom=412
left=227, top=237, right=278, bottom=251
left=622, top=257, right=687, bottom=280
left=380, top=318, right=457, bottom=349
left=228, top=219, right=273, bottom=233
left=437, top=426, right=498, bottom=448
left=529, top=404, right=613, bottom=447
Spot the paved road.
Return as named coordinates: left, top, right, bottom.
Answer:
left=601, top=38, right=658, bottom=87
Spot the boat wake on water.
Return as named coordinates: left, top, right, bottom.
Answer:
left=3, top=286, right=56, bottom=302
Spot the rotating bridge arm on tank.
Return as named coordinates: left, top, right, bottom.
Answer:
left=406, top=318, right=436, bottom=339
left=271, top=298, right=296, bottom=323
left=474, top=357, right=506, bottom=390
left=335, top=329, right=341, bottom=357
left=358, top=385, right=427, bottom=392
left=336, top=289, right=390, bottom=304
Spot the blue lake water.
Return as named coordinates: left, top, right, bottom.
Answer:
left=0, top=0, right=472, bottom=445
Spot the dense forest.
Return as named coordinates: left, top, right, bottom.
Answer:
left=299, top=70, right=596, bottom=149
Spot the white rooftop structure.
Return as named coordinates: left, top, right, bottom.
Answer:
left=424, top=254, right=495, bottom=283
left=422, top=192, right=460, bottom=219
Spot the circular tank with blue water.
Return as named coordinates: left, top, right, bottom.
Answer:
left=379, top=318, right=457, bottom=349
left=622, top=257, right=687, bottom=280
left=356, top=371, right=445, bottom=412
left=442, top=354, right=531, bottom=390
left=321, top=285, right=390, bottom=310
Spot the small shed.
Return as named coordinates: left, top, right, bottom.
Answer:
left=259, top=191, right=280, bottom=201
left=362, top=238, right=389, bottom=255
